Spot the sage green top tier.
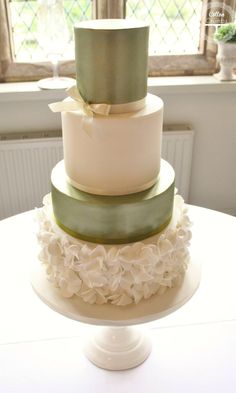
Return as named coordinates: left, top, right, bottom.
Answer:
left=74, top=19, right=149, bottom=104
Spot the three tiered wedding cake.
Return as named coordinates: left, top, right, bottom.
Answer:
left=37, top=19, right=191, bottom=306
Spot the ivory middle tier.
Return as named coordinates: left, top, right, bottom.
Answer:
left=62, top=93, right=163, bottom=196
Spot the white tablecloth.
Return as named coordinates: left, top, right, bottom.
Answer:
left=0, top=205, right=236, bottom=392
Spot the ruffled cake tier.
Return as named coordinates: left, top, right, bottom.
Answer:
left=37, top=194, right=191, bottom=306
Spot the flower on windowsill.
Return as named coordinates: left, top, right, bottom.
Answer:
left=214, top=23, right=236, bottom=43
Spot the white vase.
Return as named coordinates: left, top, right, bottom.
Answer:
left=215, top=41, right=236, bottom=81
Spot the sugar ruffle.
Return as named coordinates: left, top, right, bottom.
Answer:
left=37, top=194, right=191, bottom=306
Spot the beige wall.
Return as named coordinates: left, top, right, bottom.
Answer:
left=157, top=91, right=236, bottom=215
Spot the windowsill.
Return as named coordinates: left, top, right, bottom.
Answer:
left=0, top=75, right=236, bottom=102
left=148, top=75, right=236, bottom=94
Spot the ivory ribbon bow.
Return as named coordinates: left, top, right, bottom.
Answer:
left=48, top=85, right=111, bottom=135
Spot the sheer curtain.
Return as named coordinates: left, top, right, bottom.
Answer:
left=0, top=0, right=12, bottom=81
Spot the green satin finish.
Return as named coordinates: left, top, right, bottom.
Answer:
left=54, top=215, right=172, bottom=245
left=51, top=160, right=175, bottom=244
left=74, top=22, right=149, bottom=104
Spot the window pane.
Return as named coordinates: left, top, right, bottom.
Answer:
left=9, top=0, right=92, bottom=62
left=126, top=0, right=203, bottom=55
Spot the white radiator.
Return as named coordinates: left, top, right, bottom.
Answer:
left=0, top=137, right=63, bottom=220
left=0, top=126, right=194, bottom=219
left=162, top=125, right=194, bottom=201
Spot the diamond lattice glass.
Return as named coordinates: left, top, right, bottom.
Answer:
left=10, top=0, right=92, bottom=61
left=9, top=0, right=203, bottom=61
left=126, top=0, right=203, bottom=55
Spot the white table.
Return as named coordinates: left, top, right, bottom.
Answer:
left=0, top=205, right=236, bottom=392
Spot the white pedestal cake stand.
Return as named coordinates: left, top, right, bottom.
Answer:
left=31, top=258, right=201, bottom=371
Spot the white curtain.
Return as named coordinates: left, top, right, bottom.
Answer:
left=0, top=0, right=12, bottom=81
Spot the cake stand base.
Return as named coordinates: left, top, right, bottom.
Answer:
left=31, top=257, right=200, bottom=370
left=84, top=326, right=151, bottom=370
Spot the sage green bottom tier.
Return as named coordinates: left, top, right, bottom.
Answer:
left=51, top=160, right=175, bottom=244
